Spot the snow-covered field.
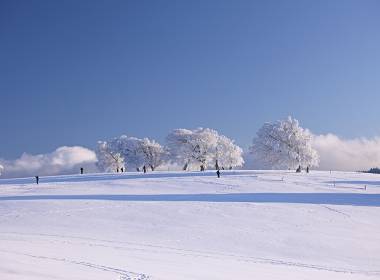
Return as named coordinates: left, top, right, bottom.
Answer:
left=0, top=170, right=379, bottom=280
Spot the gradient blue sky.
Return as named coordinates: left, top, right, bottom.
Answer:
left=1, top=0, right=380, bottom=159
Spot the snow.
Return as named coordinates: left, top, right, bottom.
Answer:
left=0, top=170, right=379, bottom=280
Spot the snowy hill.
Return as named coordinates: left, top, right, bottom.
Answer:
left=0, top=170, right=379, bottom=280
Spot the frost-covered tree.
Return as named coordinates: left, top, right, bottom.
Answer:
left=138, top=138, right=166, bottom=171
left=166, top=129, right=195, bottom=170
left=166, top=128, right=242, bottom=171
left=250, top=117, right=319, bottom=170
left=98, top=135, right=166, bottom=172
left=166, top=128, right=219, bottom=171
left=95, top=141, right=125, bottom=172
left=188, top=128, right=219, bottom=171
left=116, top=136, right=145, bottom=171
left=215, top=135, right=244, bottom=170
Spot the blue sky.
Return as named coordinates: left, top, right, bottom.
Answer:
left=1, top=0, right=380, bottom=159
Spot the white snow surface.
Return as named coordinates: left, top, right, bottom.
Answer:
left=0, top=170, right=379, bottom=280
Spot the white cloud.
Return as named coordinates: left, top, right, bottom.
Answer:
left=312, top=134, right=380, bottom=171
left=0, top=146, right=98, bottom=178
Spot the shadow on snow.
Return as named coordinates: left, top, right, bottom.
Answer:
left=0, top=193, right=379, bottom=207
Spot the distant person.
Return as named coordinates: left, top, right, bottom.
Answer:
left=306, top=166, right=309, bottom=173
left=216, top=169, right=220, bottom=178
left=143, top=165, right=147, bottom=173
left=80, top=167, right=84, bottom=174
left=35, top=176, right=39, bottom=185
left=296, top=165, right=301, bottom=173
left=121, top=167, right=124, bottom=172
left=116, top=167, right=119, bottom=173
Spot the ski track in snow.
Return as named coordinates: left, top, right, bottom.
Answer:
left=322, top=205, right=351, bottom=218
left=0, top=247, right=150, bottom=280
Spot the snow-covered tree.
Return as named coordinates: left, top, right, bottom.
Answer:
left=215, top=135, right=244, bottom=170
left=166, top=128, right=219, bottom=171
left=138, top=138, right=166, bottom=171
left=95, top=140, right=124, bottom=172
left=250, top=117, right=319, bottom=170
left=166, top=129, right=195, bottom=170
left=188, top=128, right=219, bottom=171
left=97, top=135, right=166, bottom=172
left=114, top=136, right=144, bottom=171
left=166, top=128, right=242, bottom=171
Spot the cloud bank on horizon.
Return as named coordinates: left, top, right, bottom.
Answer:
left=1, top=134, right=380, bottom=178
left=0, top=146, right=97, bottom=179
left=312, top=134, right=380, bottom=172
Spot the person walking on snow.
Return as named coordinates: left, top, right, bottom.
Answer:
left=216, top=169, right=220, bottom=178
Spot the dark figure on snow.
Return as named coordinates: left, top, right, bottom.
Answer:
left=296, top=165, right=302, bottom=173
left=80, top=167, right=84, bottom=174
left=121, top=167, right=124, bottom=172
left=143, top=165, right=147, bottom=173
left=216, top=170, right=220, bottom=178
left=35, top=176, right=39, bottom=185
left=306, top=166, right=310, bottom=173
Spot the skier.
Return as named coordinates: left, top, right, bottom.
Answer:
left=296, top=165, right=301, bottom=173
left=35, top=176, right=39, bottom=185
left=216, top=169, right=220, bottom=178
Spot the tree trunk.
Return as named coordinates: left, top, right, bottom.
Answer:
left=215, top=160, right=219, bottom=170
left=183, top=162, right=189, bottom=171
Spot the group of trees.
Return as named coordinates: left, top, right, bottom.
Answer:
left=96, top=136, right=166, bottom=172
left=166, top=128, right=244, bottom=171
left=0, top=117, right=319, bottom=177
left=0, top=116, right=317, bottom=177
left=96, top=117, right=319, bottom=173
left=96, top=128, right=244, bottom=173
